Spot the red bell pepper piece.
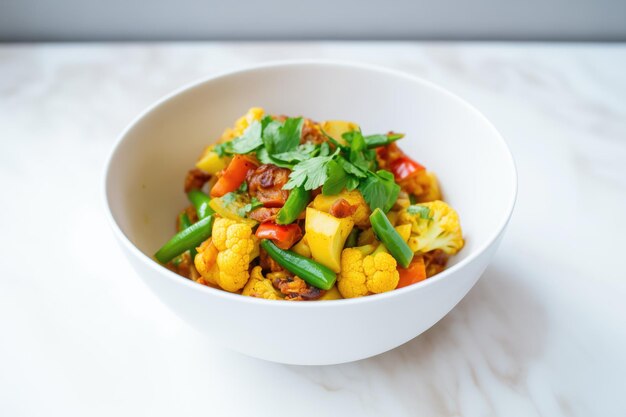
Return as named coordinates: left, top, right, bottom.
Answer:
left=210, top=155, right=258, bottom=197
left=378, top=143, right=426, bottom=181
left=390, top=156, right=425, bottom=181
left=396, top=256, right=427, bottom=288
left=255, top=221, right=303, bottom=250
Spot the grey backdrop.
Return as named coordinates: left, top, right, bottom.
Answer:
left=1, top=0, right=625, bottom=41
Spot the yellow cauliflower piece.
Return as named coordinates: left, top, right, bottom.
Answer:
left=242, top=266, right=283, bottom=300
left=416, top=171, right=441, bottom=202
left=400, top=170, right=441, bottom=202
left=194, top=218, right=257, bottom=292
left=338, top=247, right=399, bottom=298
left=398, top=200, right=464, bottom=255
left=220, top=107, right=265, bottom=142
left=194, top=239, right=219, bottom=286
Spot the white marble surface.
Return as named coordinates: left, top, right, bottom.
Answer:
left=1, top=42, right=625, bottom=416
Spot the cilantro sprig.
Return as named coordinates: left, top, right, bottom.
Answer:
left=214, top=118, right=266, bottom=156
left=216, top=116, right=404, bottom=212
left=284, top=130, right=400, bottom=212
left=283, top=148, right=339, bottom=191
left=358, top=170, right=400, bottom=213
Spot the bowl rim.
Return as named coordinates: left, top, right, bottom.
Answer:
left=103, top=59, right=518, bottom=308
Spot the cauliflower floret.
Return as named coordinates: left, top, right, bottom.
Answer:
left=417, top=171, right=441, bottom=202
left=398, top=200, right=464, bottom=255
left=399, top=170, right=441, bottom=202
left=194, top=239, right=219, bottom=285
left=242, top=266, right=283, bottom=300
left=194, top=218, right=258, bottom=292
left=338, top=246, right=399, bottom=298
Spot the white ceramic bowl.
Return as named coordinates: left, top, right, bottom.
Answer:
left=104, top=61, right=516, bottom=365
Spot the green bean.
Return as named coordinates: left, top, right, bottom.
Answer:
left=187, top=189, right=214, bottom=219
left=345, top=228, right=359, bottom=248
left=155, top=215, right=214, bottom=264
left=370, top=208, right=414, bottom=268
left=178, top=213, right=197, bottom=259
left=364, top=133, right=404, bottom=149
left=276, top=186, right=311, bottom=225
left=260, top=240, right=336, bottom=290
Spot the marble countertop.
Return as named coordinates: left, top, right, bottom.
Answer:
left=1, top=42, right=625, bottom=417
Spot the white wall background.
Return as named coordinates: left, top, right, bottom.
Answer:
left=1, top=0, right=625, bottom=41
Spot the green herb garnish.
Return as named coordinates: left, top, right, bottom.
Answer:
left=219, top=115, right=406, bottom=213
left=407, top=204, right=433, bottom=220
left=240, top=197, right=263, bottom=217
left=283, top=149, right=339, bottom=190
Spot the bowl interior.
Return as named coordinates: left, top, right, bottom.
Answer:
left=106, top=62, right=515, bottom=273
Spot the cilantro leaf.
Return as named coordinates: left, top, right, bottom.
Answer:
left=341, top=130, right=358, bottom=144
left=341, top=130, right=378, bottom=172
left=322, top=159, right=347, bottom=195
left=213, top=142, right=231, bottom=157
left=226, top=120, right=264, bottom=154
left=213, top=120, right=265, bottom=156
left=358, top=170, right=400, bottom=212
left=364, top=148, right=378, bottom=170
left=280, top=117, right=304, bottom=151
left=337, top=156, right=367, bottom=178
left=255, top=147, right=274, bottom=165
left=318, top=141, right=331, bottom=157
left=345, top=175, right=360, bottom=191
left=261, top=121, right=280, bottom=149
left=376, top=170, right=400, bottom=212
left=256, top=148, right=294, bottom=169
left=299, top=142, right=318, bottom=154
left=263, top=117, right=303, bottom=155
left=283, top=150, right=338, bottom=190
left=348, top=131, right=366, bottom=153
left=350, top=150, right=372, bottom=172
left=257, top=142, right=318, bottom=169
left=358, top=174, right=387, bottom=213
left=260, top=115, right=274, bottom=130
left=272, top=143, right=317, bottom=164
left=376, top=169, right=395, bottom=182
left=221, top=192, right=238, bottom=206
left=270, top=151, right=304, bottom=163
left=239, top=197, right=264, bottom=217
left=407, top=204, right=432, bottom=220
